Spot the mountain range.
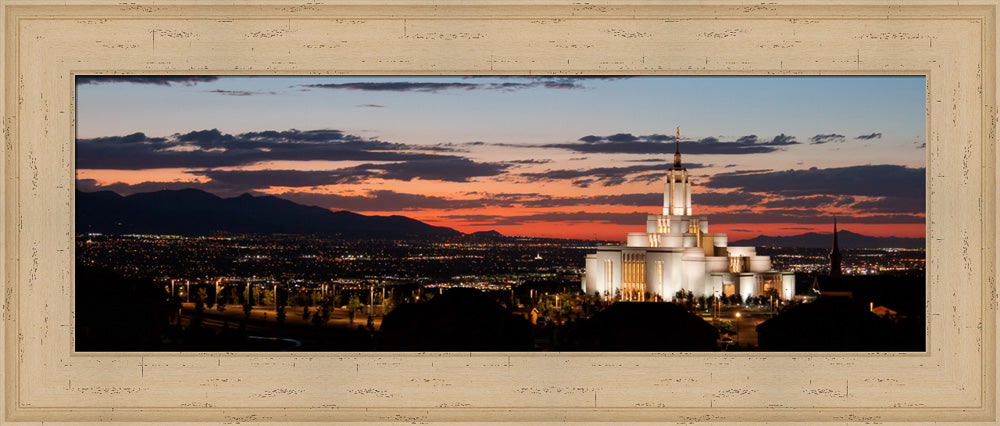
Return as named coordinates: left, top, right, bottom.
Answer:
left=76, top=188, right=463, bottom=239
left=730, top=230, right=924, bottom=249
left=76, top=188, right=924, bottom=248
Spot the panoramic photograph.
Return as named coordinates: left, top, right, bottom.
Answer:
left=75, top=75, right=926, bottom=351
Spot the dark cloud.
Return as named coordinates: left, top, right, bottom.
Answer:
left=185, top=158, right=510, bottom=189
left=205, top=89, right=276, bottom=96
left=356, top=104, right=385, bottom=108
left=606, top=133, right=640, bottom=143
left=625, top=158, right=672, bottom=163
left=628, top=173, right=669, bottom=183
left=366, top=158, right=510, bottom=182
left=444, top=211, right=648, bottom=226
left=520, top=163, right=704, bottom=187
left=277, top=189, right=661, bottom=212
left=77, top=128, right=461, bottom=170
left=835, top=196, right=856, bottom=206
left=504, top=159, right=552, bottom=165
left=272, top=190, right=486, bottom=211
left=542, top=133, right=792, bottom=155
left=76, top=76, right=218, bottom=86
left=77, top=155, right=510, bottom=202
left=303, top=82, right=480, bottom=92
left=850, top=195, right=925, bottom=214
left=418, top=142, right=468, bottom=152
left=190, top=169, right=371, bottom=188
left=708, top=210, right=925, bottom=224
left=301, top=77, right=600, bottom=93
left=456, top=76, right=629, bottom=83
left=761, top=195, right=838, bottom=209
left=763, top=133, right=798, bottom=146
left=855, top=132, right=883, bottom=140
left=809, top=133, right=846, bottom=144
left=692, top=191, right=765, bottom=207
left=75, top=178, right=259, bottom=198
left=470, top=193, right=662, bottom=209
left=705, top=165, right=925, bottom=201
left=562, top=193, right=660, bottom=207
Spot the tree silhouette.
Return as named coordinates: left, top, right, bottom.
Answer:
left=347, top=295, right=363, bottom=324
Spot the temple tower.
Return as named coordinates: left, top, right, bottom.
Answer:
left=663, top=126, right=693, bottom=216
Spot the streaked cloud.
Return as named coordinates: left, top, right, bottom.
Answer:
left=77, top=129, right=464, bottom=170
left=708, top=210, right=924, bottom=224
left=300, top=76, right=612, bottom=93
left=809, top=133, right=847, bottom=144
left=761, top=195, right=839, bottom=209
left=444, top=211, right=649, bottom=226
left=855, top=132, right=883, bottom=140
left=76, top=76, right=219, bottom=86
left=705, top=164, right=924, bottom=198
left=520, top=163, right=704, bottom=187
left=205, top=89, right=277, bottom=96
left=537, top=133, right=799, bottom=155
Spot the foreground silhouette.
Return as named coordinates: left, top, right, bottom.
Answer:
left=567, top=302, right=720, bottom=351
left=379, top=288, right=534, bottom=351
left=76, top=262, right=174, bottom=350
left=756, top=295, right=924, bottom=351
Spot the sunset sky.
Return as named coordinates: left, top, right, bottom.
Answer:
left=75, top=75, right=926, bottom=241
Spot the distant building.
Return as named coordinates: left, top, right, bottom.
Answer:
left=582, top=127, right=795, bottom=301
left=814, top=219, right=851, bottom=297
left=830, top=218, right=843, bottom=277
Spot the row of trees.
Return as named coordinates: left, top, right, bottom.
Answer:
left=671, top=288, right=784, bottom=313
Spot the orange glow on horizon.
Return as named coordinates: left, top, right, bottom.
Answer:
left=351, top=208, right=926, bottom=241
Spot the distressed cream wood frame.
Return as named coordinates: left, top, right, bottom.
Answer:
left=1, top=1, right=997, bottom=423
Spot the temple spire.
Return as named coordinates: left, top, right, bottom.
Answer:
left=830, top=217, right=842, bottom=277
left=672, top=126, right=683, bottom=169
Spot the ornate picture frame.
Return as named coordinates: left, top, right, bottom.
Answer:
left=2, top=1, right=996, bottom=423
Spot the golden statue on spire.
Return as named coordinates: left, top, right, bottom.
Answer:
left=672, top=126, right=682, bottom=168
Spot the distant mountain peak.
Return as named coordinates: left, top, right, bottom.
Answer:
left=76, top=188, right=463, bottom=239
left=469, top=230, right=504, bottom=238
left=730, top=229, right=924, bottom=249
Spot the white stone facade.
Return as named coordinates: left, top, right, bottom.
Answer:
left=582, top=135, right=795, bottom=301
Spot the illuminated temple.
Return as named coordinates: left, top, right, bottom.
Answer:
left=582, top=128, right=795, bottom=301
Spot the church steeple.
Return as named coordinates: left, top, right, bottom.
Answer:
left=671, top=126, right=684, bottom=170
left=830, top=218, right=842, bottom=277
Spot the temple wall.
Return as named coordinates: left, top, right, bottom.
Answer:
left=748, top=256, right=772, bottom=273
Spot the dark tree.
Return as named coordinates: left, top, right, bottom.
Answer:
left=75, top=263, right=173, bottom=351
